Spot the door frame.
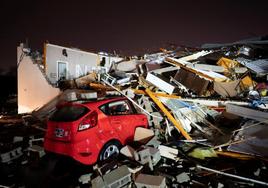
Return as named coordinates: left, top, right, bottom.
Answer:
left=56, top=61, right=68, bottom=81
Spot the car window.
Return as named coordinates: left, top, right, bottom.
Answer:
left=49, top=105, right=89, bottom=122
left=100, top=105, right=109, bottom=115
left=100, top=100, right=133, bottom=116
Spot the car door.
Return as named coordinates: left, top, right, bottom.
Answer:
left=107, top=100, right=143, bottom=143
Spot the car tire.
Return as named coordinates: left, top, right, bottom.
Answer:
left=99, top=141, right=121, bottom=161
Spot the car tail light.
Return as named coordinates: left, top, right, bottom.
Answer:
left=78, top=111, right=98, bottom=131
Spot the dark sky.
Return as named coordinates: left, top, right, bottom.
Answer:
left=1, top=0, right=268, bottom=70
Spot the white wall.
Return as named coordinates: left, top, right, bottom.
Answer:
left=45, top=44, right=99, bottom=84
left=17, top=46, right=60, bottom=113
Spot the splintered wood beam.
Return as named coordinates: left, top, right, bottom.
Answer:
left=89, top=83, right=114, bottom=91
left=145, top=88, right=192, bottom=140
left=215, top=151, right=255, bottom=160
left=165, top=57, right=215, bottom=81
left=133, top=89, right=181, bottom=99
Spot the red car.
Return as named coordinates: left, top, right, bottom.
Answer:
left=44, top=97, right=148, bottom=165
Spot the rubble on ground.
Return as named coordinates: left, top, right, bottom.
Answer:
left=1, top=37, right=268, bottom=187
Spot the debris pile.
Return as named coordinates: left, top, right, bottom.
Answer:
left=1, top=37, right=268, bottom=187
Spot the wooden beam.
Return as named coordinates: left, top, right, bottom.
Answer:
left=215, top=151, right=255, bottom=160
left=165, top=57, right=215, bottom=81
left=145, top=88, right=192, bottom=140
left=89, top=83, right=114, bottom=91
left=133, top=89, right=181, bottom=99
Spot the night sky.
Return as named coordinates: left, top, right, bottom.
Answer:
left=1, top=0, right=268, bottom=71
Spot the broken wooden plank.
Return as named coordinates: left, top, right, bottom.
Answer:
left=133, top=89, right=181, bottom=99
left=215, top=151, right=255, bottom=160
left=226, top=104, right=268, bottom=122
left=146, top=72, right=176, bottom=94
left=0, top=116, right=23, bottom=124
left=166, top=57, right=215, bottom=81
left=89, top=82, right=114, bottom=91
left=145, top=88, right=192, bottom=140
left=150, top=66, right=179, bottom=74
left=158, top=145, right=179, bottom=161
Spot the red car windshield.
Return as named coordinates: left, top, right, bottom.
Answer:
left=49, top=105, right=89, bottom=122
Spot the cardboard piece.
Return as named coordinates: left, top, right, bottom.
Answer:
left=214, top=80, right=241, bottom=97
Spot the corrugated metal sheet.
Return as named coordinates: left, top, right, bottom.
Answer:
left=236, top=57, right=268, bottom=74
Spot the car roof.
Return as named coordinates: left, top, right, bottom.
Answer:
left=80, top=96, right=127, bottom=105
left=56, top=97, right=128, bottom=109
left=83, top=96, right=127, bottom=106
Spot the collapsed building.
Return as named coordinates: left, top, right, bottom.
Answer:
left=17, top=43, right=123, bottom=113
left=1, top=37, right=268, bottom=187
